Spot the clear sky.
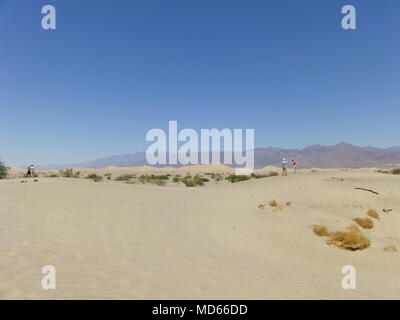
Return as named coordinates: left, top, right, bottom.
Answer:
left=1, top=0, right=399, bottom=166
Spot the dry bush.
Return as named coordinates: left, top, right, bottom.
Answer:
left=258, top=204, right=265, bottom=209
left=286, top=201, right=292, bottom=206
left=269, top=200, right=278, bottom=207
left=312, top=225, right=330, bottom=237
left=366, top=209, right=380, bottom=220
left=384, top=244, right=398, bottom=252
left=312, top=224, right=370, bottom=251
left=328, top=231, right=371, bottom=251
left=353, top=217, right=374, bottom=229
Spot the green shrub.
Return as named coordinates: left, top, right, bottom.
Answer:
left=250, top=173, right=267, bottom=179
left=114, top=174, right=136, bottom=181
left=391, top=168, right=400, bottom=175
left=376, top=169, right=390, bottom=174
left=195, top=175, right=209, bottom=183
left=86, top=174, right=103, bottom=182
left=61, top=168, right=73, bottom=178
left=250, top=171, right=278, bottom=179
left=138, top=174, right=167, bottom=186
left=0, top=161, right=7, bottom=179
left=182, top=175, right=205, bottom=187
left=139, top=174, right=169, bottom=183
left=225, top=174, right=251, bottom=183
left=60, top=168, right=80, bottom=178
left=172, top=176, right=181, bottom=183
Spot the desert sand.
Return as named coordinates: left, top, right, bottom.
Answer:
left=0, top=166, right=399, bottom=299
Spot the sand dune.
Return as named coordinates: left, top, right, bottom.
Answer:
left=0, top=167, right=399, bottom=299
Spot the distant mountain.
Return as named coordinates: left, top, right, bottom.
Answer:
left=253, top=143, right=400, bottom=168
left=39, top=143, right=400, bottom=169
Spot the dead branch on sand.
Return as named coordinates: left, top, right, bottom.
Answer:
left=354, top=187, right=379, bottom=195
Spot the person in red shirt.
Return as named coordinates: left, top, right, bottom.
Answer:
left=292, top=159, right=297, bottom=174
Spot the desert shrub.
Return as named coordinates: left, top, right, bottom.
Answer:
left=172, top=176, right=181, bottom=183
left=225, top=174, right=251, bottom=183
left=139, top=174, right=169, bottom=182
left=366, top=209, right=380, bottom=220
left=312, top=225, right=330, bottom=237
left=313, top=224, right=370, bottom=251
left=61, top=168, right=79, bottom=178
left=353, top=217, right=374, bottom=229
left=115, top=174, right=136, bottom=181
left=311, top=169, right=317, bottom=173
left=182, top=175, right=204, bottom=187
left=210, top=173, right=223, bottom=182
left=156, top=175, right=169, bottom=180
left=251, top=172, right=279, bottom=179
left=286, top=201, right=293, bottom=206
left=0, top=162, right=8, bottom=179
left=61, top=168, right=73, bottom=178
left=376, top=170, right=390, bottom=174
left=137, top=174, right=167, bottom=186
left=250, top=173, right=268, bottom=179
left=258, top=204, right=265, bottom=209
left=328, top=230, right=370, bottom=251
left=391, top=168, right=400, bottom=175
left=48, top=173, right=59, bottom=178
left=269, top=200, right=278, bottom=207
left=182, top=176, right=195, bottom=187
left=196, top=175, right=209, bottom=183
left=86, top=174, right=103, bottom=182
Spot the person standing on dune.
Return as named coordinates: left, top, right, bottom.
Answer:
left=281, top=158, right=288, bottom=176
left=29, top=164, right=35, bottom=178
left=292, top=159, right=297, bottom=174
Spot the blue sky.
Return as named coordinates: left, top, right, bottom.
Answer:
left=0, top=0, right=399, bottom=166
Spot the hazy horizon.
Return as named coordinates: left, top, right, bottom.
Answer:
left=5, top=141, right=400, bottom=168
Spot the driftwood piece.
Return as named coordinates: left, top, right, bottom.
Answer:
left=354, top=187, right=379, bottom=195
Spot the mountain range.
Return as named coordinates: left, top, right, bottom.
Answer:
left=39, top=143, right=400, bottom=169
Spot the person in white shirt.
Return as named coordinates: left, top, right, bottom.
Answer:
left=281, top=158, right=288, bottom=176
left=29, top=164, right=35, bottom=178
